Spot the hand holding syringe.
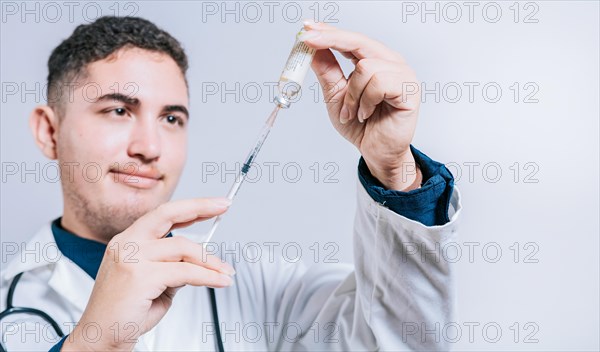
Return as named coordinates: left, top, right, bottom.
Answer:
left=203, top=28, right=317, bottom=246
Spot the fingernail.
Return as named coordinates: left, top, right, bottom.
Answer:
left=358, top=110, right=365, bottom=123
left=213, top=198, right=232, bottom=207
left=303, top=19, right=318, bottom=28
left=339, top=105, right=349, bottom=124
left=221, top=274, right=234, bottom=286
left=221, top=264, right=236, bottom=276
left=298, top=30, right=321, bottom=42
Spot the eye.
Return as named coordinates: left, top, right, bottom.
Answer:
left=114, top=107, right=127, bottom=116
left=165, top=114, right=184, bottom=127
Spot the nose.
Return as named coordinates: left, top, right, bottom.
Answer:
left=127, top=116, right=161, bottom=163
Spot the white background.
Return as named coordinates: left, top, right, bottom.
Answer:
left=1, top=1, right=598, bottom=350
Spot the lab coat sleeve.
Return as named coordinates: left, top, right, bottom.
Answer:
left=269, top=179, right=462, bottom=351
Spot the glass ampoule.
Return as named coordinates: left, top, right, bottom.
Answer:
left=274, top=28, right=317, bottom=108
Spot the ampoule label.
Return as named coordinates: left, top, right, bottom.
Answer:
left=280, top=31, right=317, bottom=87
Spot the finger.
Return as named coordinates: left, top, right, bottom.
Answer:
left=342, top=59, right=402, bottom=124
left=302, top=22, right=404, bottom=62
left=340, top=52, right=359, bottom=66
left=144, top=236, right=236, bottom=275
left=340, top=51, right=358, bottom=62
left=170, top=217, right=214, bottom=230
left=357, top=71, right=419, bottom=122
left=310, top=48, right=348, bottom=106
left=125, top=198, right=232, bottom=241
left=161, top=286, right=180, bottom=301
left=155, top=262, right=233, bottom=289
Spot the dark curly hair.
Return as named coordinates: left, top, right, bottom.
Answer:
left=47, top=16, right=188, bottom=115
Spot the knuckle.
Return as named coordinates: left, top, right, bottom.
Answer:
left=354, top=59, right=371, bottom=76
left=171, top=235, right=187, bottom=246
left=155, top=202, right=170, bottom=216
left=176, top=237, right=198, bottom=257
left=206, top=271, right=230, bottom=287
left=200, top=253, right=218, bottom=266
left=118, top=259, right=137, bottom=274
left=345, top=90, right=356, bottom=105
left=371, top=71, right=386, bottom=85
left=108, top=233, right=123, bottom=247
left=105, top=236, right=123, bottom=257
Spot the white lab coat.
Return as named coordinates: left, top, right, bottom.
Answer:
left=1, top=180, right=461, bottom=351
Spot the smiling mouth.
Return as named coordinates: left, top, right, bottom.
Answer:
left=109, top=170, right=164, bottom=190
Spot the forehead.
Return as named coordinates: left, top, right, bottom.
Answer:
left=79, top=47, right=189, bottom=106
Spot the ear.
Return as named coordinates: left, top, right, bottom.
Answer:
left=29, top=105, right=59, bottom=160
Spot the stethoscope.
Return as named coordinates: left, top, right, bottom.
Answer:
left=0, top=272, right=225, bottom=352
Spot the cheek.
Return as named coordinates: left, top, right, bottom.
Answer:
left=58, top=120, right=129, bottom=166
left=162, top=132, right=188, bottom=174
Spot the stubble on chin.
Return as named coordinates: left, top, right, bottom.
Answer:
left=63, top=182, right=165, bottom=242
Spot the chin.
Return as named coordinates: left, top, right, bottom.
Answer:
left=99, top=201, right=158, bottom=234
left=121, top=190, right=168, bottom=210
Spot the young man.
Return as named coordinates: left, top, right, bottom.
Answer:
left=0, top=16, right=460, bottom=351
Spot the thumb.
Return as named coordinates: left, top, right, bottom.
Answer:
left=310, top=48, right=347, bottom=106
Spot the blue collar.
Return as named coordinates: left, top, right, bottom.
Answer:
left=51, top=218, right=106, bottom=279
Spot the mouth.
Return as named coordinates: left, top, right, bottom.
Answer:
left=109, top=168, right=164, bottom=190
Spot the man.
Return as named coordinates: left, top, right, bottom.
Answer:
left=0, top=16, right=460, bottom=351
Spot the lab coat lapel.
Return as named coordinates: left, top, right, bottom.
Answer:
left=2, top=223, right=57, bottom=281
left=47, top=254, right=95, bottom=315
left=4, top=222, right=95, bottom=315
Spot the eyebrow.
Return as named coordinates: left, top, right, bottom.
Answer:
left=163, top=105, right=190, bottom=120
left=95, top=93, right=140, bottom=107
left=94, top=93, right=189, bottom=119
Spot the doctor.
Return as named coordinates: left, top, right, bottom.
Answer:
left=1, top=16, right=460, bottom=351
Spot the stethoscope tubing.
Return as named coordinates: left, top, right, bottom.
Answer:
left=0, top=272, right=224, bottom=352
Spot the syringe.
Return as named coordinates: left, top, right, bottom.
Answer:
left=203, top=103, right=283, bottom=244
left=203, top=28, right=316, bottom=245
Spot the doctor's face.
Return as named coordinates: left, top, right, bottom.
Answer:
left=54, top=47, right=189, bottom=237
